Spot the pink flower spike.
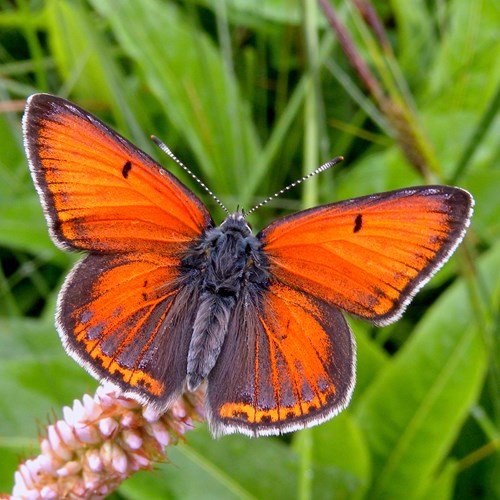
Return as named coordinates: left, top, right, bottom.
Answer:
left=120, top=410, right=139, bottom=429
left=47, top=426, right=72, bottom=461
left=99, top=440, right=113, bottom=468
left=123, top=429, right=143, bottom=450
left=130, top=452, right=151, bottom=469
left=62, top=405, right=74, bottom=426
left=171, top=401, right=187, bottom=419
left=40, top=485, right=58, bottom=499
left=115, top=396, right=139, bottom=410
left=18, top=464, right=34, bottom=488
left=98, top=417, right=118, bottom=438
left=74, top=421, right=100, bottom=444
left=86, top=449, right=103, bottom=472
left=71, top=399, right=86, bottom=422
left=150, top=421, right=170, bottom=447
left=12, top=473, right=39, bottom=500
left=10, top=388, right=205, bottom=498
left=82, top=469, right=100, bottom=491
left=95, top=385, right=115, bottom=409
left=40, top=438, right=54, bottom=458
left=82, top=393, right=102, bottom=419
left=143, top=405, right=161, bottom=423
left=56, top=419, right=77, bottom=447
left=111, top=445, right=128, bottom=475
left=37, top=454, right=57, bottom=474
left=56, top=460, right=81, bottom=477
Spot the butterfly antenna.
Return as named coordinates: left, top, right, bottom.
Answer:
left=151, top=136, right=230, bottom=216
left=245, top=156, right=344, bottom=216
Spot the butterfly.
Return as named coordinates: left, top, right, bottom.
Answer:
left=23, top=93, right=474, bottom=437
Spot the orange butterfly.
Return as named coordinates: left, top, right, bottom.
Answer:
left=23, top=94, right=473, bottom=437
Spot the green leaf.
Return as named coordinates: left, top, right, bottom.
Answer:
left=44, top=0, right=157, bottom=152
left=423, top=0, right=500, bottom=112
left=390, top=0, right=436, bottom=88
left=418, top=459, right=457, bottom=500
left=352, top=323, right=389, bottom=400
left=0, top=194, right=57, bottom=254
left=354, top=244, right=499, bottom=499
left=309, top=413, right=371, bottom=499
left=462, top=169, right=500, bottom=244
left=120, top=426, right=298, bottom=500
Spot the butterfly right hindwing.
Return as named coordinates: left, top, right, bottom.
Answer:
left=206, top=279, right=355, bottom=437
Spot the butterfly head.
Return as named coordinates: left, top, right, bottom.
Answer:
left=219, top=210, right=252, bottom=236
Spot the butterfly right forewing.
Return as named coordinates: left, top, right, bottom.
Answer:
left=258, top=186, right=473, bottom=325
left=24, top=93, right=212, bottom=254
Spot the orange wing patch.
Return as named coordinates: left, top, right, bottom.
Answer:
left=260, top=187, right=473, bottom=325
left=24, top=94, right=212, bottom=253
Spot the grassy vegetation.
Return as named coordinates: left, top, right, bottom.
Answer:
left=0, top=0, right=498, bottom=498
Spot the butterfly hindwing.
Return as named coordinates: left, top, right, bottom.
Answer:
left=206, top=280, right=355, bottom=437
left=258, top=186, right=473, bottom=325
left=58, top=252, right=203, bottom=408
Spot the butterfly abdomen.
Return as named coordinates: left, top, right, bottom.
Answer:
left=186, top=213, right=268, bottom=391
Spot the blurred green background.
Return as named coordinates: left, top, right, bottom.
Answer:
left=0, top=0, right=498, bottom=498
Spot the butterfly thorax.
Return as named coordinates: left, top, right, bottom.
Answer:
left=184, top=212, right=269, bottom=391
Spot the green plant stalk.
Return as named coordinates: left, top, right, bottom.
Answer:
left=350, top=4, right=442, bottom=180
left=460, top=237, right=500, bottom=430
left=294, top=429, right=313, bottom=500
left=301, top=2, right=320, bottom=209
left=381, top=98, right=441, bottom=182
left=295, top=1, right=321, bottom=499
left=323, top=1, right=442, bottom=180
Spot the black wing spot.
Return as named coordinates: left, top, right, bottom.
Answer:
left=122, top=160, right=132, bottom=178
left=353, top=214, right=363, bottom=233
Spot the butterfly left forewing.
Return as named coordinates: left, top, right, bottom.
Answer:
left=206, top=281, right=355, bottom=437
left=258, top=186, right=473, bottom=325
left=23, top=93, right=212, bottom=253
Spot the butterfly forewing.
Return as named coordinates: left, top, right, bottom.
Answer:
left=258, top=186, right=473, bottom=325
left=23, top=93, right=212, bottom=253
left=207, top=281, right=355, bottom=437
